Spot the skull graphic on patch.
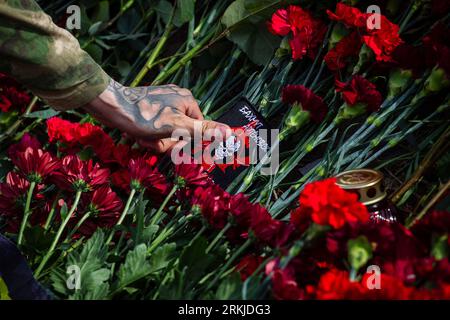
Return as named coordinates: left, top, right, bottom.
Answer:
left=215, top=135, right=242, bottom=159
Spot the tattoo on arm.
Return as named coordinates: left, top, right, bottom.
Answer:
left=106, top=79, right=190, bottom=132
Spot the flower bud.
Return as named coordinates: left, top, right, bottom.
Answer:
left=388, top=68, right=412, bottom=100
left=347, top=236, right=373, bottom=272
left=280, top=103, right=310, bottom=140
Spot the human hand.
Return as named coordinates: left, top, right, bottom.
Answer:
left=84, top=79, right=230, bottom=152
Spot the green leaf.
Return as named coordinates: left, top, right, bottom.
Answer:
left=153, top=0, right=173, bottom=25
left=215, top=273, right=242, bottom=299
left=179, top=236, right=216, bottom=284
left=92, top=1, right=110, bottom=23
left=141, top=225, right=160, bottom=245
left=84, top=43, right=103, bottom=63
left=88, top=21, right=103, bottom=36
left=117, top=8, right=141, bottom=34
left=24, top=108, right=59, bottom=119
left=221, top=0, right=281, bottom=65
left=117, top=244, right=151, bottom=289
left=50, top=230, right=110, bottom=299
left=149, top=242, right=176, bottom=273
left=174, top=0, right=196, bottom=27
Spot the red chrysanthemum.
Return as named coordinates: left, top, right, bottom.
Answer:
left=291, top=178, right=369, bottom=229
left=0, top=172, right=30, bottom=217
left=324, top=31, right=363, bottom=71
left=235, top=254, right=264, bottom=281
left=0, top=171, right=46, bottom=232
left=335, top=75, right=382, bottom=112
left=112, top=157, right=169, bottom=199
left=191, top=185, right=230, bottom=229
left=281, top=85, right=328, bottom=123
left=7, top=133, right=42, bottom=160
left=174, top=163, right=210, bottom=188
left=13, top=147, right=60, bottom=182
left=75, top=186, right=123, bottom=237
left=53, top=155, right=109, bottom=191
left=268, top=5, right=327, bottom=60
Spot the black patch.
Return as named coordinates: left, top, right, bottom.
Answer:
left=207, top=98, right=272, bottom=189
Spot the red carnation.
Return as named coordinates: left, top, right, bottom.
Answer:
left=53, top=155, right=109, bottom=191
left=265, top=260, right=304, bottom=300
left=362, top=14, right=403, bottom=62
left=13, top=147, right=60, bottom=182
left=46, top=117, right=116, bottom=163
left=335, top=75, right=382, bottom=112
left=327, top=3, right=367, bottom=28
left=268, top=5, right=327, bottom=60
left=324, top=31, right=363, bottom=71
left=281, top=85, right=328, bottom=123
left=291, top=178, right=369, bottom=229
left=229, top=193, right=253, bottom=229
left=315, top=269, right=364, bottom=299
left=423, top=23, right=450, bottom=78
left=361, top=273, right=413, bottom=300
left=191, top=185, right=230, bottom=229
left=235, top=254, right=264, bottom=281
left=0, top=73, right=30, bottom=112
left=327, top=3, right=403, bottom=62
left=250, top=204, right=293, bottom=247
left=392, top=43, right=428, bottom=77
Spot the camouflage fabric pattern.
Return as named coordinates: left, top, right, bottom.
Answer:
left=0, top=0, right=109, bottom=110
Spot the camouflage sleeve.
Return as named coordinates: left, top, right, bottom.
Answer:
left=0, top=0, right=110, bottom=110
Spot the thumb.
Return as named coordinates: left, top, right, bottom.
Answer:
left=176, top=115, right=231, bottom=140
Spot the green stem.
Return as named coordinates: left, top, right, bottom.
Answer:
left=407, top=180, right=450, bottom=228
left=206, top=239, right=252, bottom=291
left=35, top=191, right=82, bottom=277
left=188, top=225, right=207, bottom=247
left=0, top=96, right=38, bottom=144
left=150, top=185, right=178, bottom=226
left=205, top=223, right=231, bottom=254
left=130, top=9, right=175, bottom=87
left=107, top=188, right=136, bottom=244
left=66, top=211, right=92, bottom=241
left=17, top=181, right=36, bottom=246
left=399, top=1, right=420, bottom=33
left=43, top=195, right=60, bottom=230
left=152, top=30, right=216, bottom=85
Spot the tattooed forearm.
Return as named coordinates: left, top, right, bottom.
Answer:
left=85, top=78, right=228, bottom=153
left=106, top=79, right=194, bottom=135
